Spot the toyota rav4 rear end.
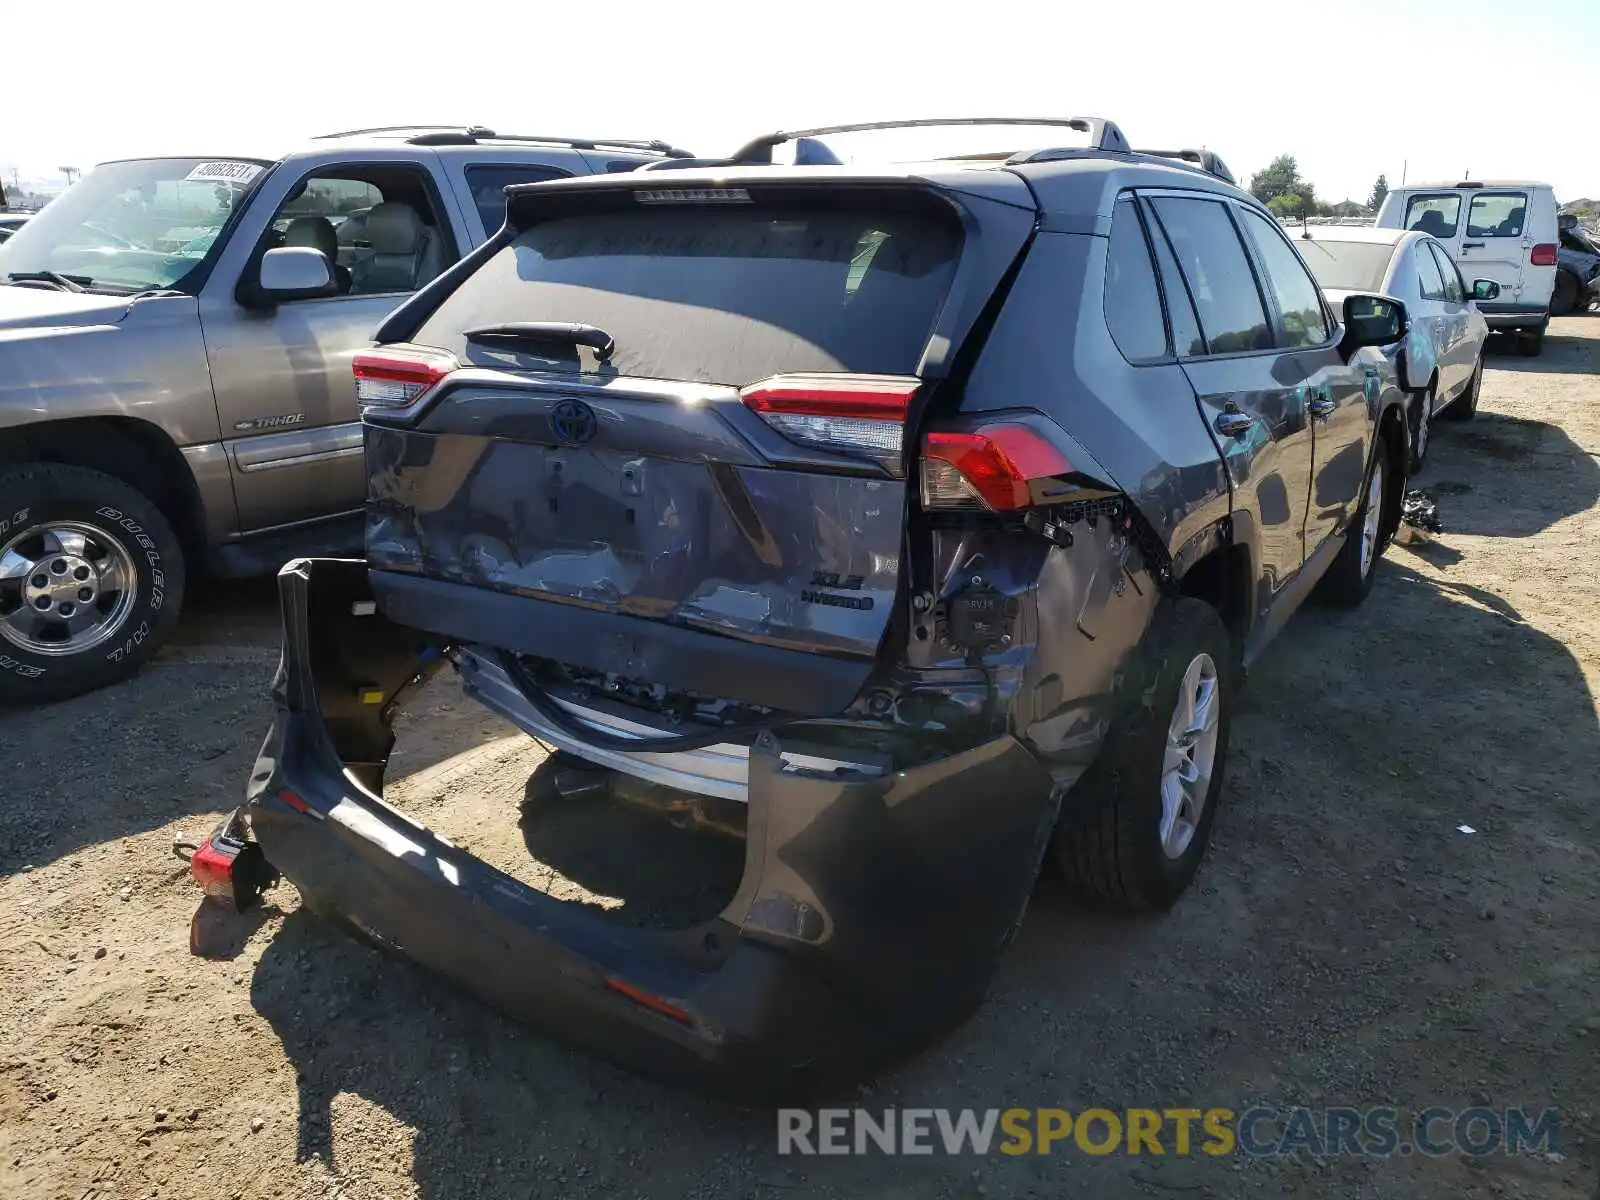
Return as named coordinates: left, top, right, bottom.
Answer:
left=237, top=159, right=1183, bottom=1096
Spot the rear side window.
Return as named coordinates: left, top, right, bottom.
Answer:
left=1429, top=243, right=1464, bottom=303
left=1415, top=242, right=1447, bottom=300
left=464, top=165, right=572, bottom=235
left=1146, top=219, right=1205, bottom=357
left=1404, top=194, right=1462, bottom=238
left=1104, top=197, right=1168, bottom=362
left=1149, top=196, right=1272, bottom=355
left=1466, top=192, right=1527, bottom=239
left=1237, top=208, right=1330, bottom=348
left=416, top=202, right=961, bottom=384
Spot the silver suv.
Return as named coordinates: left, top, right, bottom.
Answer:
left=0, top=126, right=688, bottom=701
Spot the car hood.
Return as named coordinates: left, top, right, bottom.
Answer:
left=0, top=285, right=137, bottom=332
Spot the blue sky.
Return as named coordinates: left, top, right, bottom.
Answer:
left=6, top=0, right=1598, bottom=202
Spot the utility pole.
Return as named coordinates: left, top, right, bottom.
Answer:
left=58, top=165, right=80, bottom=188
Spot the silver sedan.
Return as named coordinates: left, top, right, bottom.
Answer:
left=1293, top=224, right=1496, bottom=469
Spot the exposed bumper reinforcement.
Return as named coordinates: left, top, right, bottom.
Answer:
left=244, top=558, right=1058, bottom=1098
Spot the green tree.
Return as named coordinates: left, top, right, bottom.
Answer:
left=1251, top=154, right=1319, bottom=215
left=1368, top=174, right=1389, bottom=212
left=1268, top=193, right=1307, bottom=219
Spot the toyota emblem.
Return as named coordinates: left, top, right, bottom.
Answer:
left=550, top=398, right=598, bottom=446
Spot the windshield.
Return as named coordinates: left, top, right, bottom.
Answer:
left=0, top=158, right=268, bottom=293
left=1294, top=239, right=1396, bottom=293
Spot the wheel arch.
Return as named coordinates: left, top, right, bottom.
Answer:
left=1374, top=400, right=1407, bottom=544
left=0, top=417, right=208, bottom=564
left=1171, top=519, right=1254, bottom=661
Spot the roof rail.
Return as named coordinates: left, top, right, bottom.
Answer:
left=1130, top=148, right=1237, bottom=186
left=728, top=116, right=1131, bottom=164
left=312, top=125, right=692, bottom=157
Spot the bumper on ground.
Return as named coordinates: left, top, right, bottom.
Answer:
left=244, top=558, right=1059, bottom=1098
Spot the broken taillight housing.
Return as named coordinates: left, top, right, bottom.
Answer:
left=740, top=373, right=920, bottom=458
left=353, top=347, right=458, bottom=412
left=1530, top=243, right=1558, bottom=268
left=919, top=425, right=1073, bottom=512
left=184, top=813, right=279, bottom=912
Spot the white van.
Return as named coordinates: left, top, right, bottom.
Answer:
left=1376, top=181, right=1558, bottom=356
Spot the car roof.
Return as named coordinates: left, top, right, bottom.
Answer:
left=1396, top=180, right=1553, bottom=192
left=1290, top=224, right=1409, bottom=246
left=94, top=128, right=678, bottom=169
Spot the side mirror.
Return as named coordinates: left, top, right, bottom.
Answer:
left=1471, top=278, right=1501, bottom=302
left=252, top=246, right=337, bottom=304
left=1340, top=293, right=1407, bottom=353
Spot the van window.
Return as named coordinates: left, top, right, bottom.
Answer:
left=1465, top=192, right=1527, bottom=239
left=1403, top=194, right=1462, bottom=239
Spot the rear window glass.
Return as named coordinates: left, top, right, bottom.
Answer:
left=1294, top=239, right=1395, bottom=293
left=1403, top=194, right=1461, bottom=238
left=1466, top=193, right=1527, bottom=239
left=415, top=205, right=961, bottom=384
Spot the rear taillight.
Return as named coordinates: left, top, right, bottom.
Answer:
left=919, top=425, right=1073, bottom=512
left=739, top=373, right=920, bottom=457
left=1530, top=243, right=1558, bottom=267
left=353, top=347, right=458, bottom=411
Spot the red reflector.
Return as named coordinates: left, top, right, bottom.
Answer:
left=189, top=836, right=239, bottom=899
left=1530, top=243, right=1557, bottom=267
left=603, top=976, right=693, bottom=1024
left=279, top=789, right=311, bottom=814
left=740, top=373, right=919, bottom=421
left=921, top=426, right=1072, bottom=511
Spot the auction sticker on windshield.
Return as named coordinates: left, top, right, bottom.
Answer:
left=184, top=161, right=263, bottom=185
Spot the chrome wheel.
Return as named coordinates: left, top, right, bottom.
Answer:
left=1160, top=652, right=1220, bottom=860
left=0, top=520, right=138, bottom=656
left=1359, top=459, right=1384, bottom=580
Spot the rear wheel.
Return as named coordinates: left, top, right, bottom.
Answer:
left=1441, top=356, right=1482, bottom=422
left=1551, top=270, right=1579, bottom=317
left=1516, top=326, right=1546, bottom=357
left=1409, top=383, right=1434, bottom=471
left=1315, top=432, right=1392, bottom=609
left=0, top=463, right=185, bottom=703
left=1053, top=598, right=1233, bottom=913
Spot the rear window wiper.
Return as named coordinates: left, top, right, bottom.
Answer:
left=465, top=322, right=615, bottom=363
left=6, top=270, right=92, bottom=293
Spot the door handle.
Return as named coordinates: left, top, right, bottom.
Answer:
left=1213, top=409, right=1256, bottom=438
left=1463, top=242, right=1484, bottom=250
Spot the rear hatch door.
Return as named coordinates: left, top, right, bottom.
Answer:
left=363, top=171, right=1036, bottom=715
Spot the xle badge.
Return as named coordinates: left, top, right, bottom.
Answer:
left=801, top=571, right=873, bottom=611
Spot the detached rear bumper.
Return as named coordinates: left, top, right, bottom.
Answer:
left=245, top=558, right=1058, bottom=1098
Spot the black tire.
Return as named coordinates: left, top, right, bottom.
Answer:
left=1315, top=427, right=1394, bottom=609
left=1408, top=382, right=1434, bottom=472
left=1516, top=326, right=1545, bottom=357
left=1053, top=598, right=1233, bottom=913
left=0, top=463, right=185, bottom=704
left=1551, top=270, right=1579, bottom=317
left=1441, top=356, right=1481, bottom=422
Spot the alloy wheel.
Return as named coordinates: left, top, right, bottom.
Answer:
left=1160, top=652, right=1221, bottom=860
left=0, top=520, right=138, bottom=656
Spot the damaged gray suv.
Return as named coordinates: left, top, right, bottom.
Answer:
left=216, top=118, right=1411, bottom=1096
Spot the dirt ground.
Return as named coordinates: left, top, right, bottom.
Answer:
left=2, top=319, right=1598, bottom=1200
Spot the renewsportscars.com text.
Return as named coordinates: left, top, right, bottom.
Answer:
left=777, top=1106, right=1560, bottom=1158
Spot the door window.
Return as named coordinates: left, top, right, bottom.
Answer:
left=1103, top=197, right=1169, bottom=362
left=464, top=164, right=572, bottom=235
left=1146, top=213, right=1206, bottom=357
left=260, top=165, right=456, bottom=299
left=1237, top=208, right=1330, bottom=348
left=1415, top=242, right=1447, bottom=300
left=1403, top=194, right=1462, bottom=239
left=1428, top=241, right=1465, bottom=303
left=1465, top=192, right=1527, bottom=239
left=1149, top=196, right=1273, bottom=355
